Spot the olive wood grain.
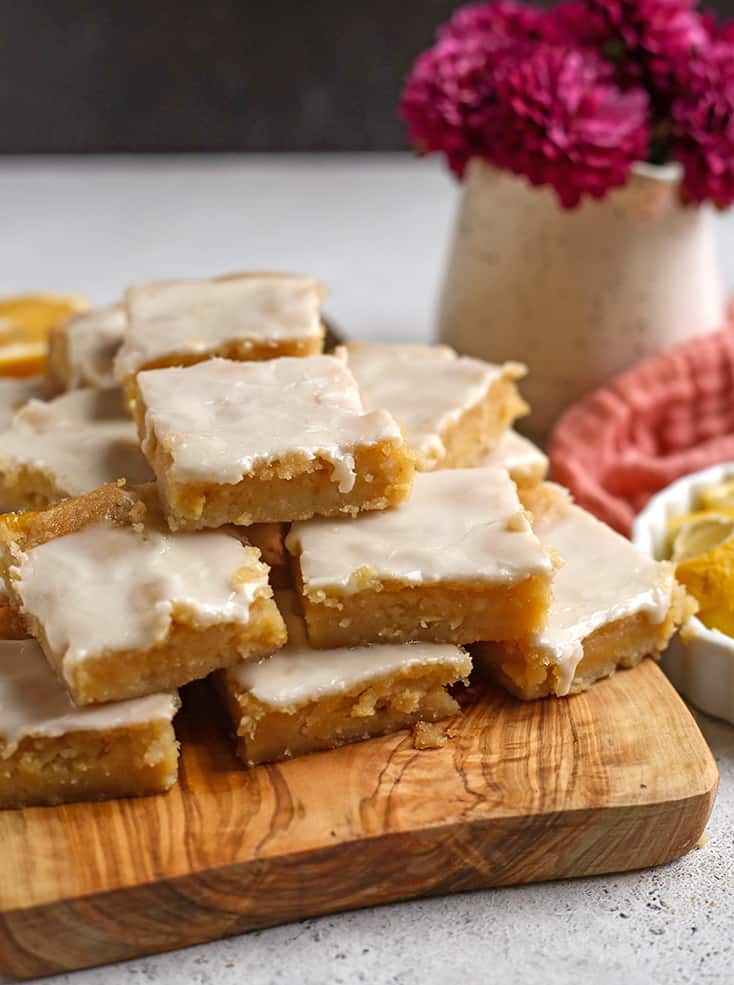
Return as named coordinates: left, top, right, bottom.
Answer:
left=0, top=660, right=718, bottom=979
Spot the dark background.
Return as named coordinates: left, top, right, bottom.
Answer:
left=1, top=0, right=733, bottom=154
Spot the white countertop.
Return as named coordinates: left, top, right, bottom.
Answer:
left=1, top=154, right=733, bottom=985
left=0, top=154, right=462, bottom=346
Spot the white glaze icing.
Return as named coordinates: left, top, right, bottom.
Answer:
left=228, top=590, right=471, bottom=707
left=0, top=638, right=179, bottom=758
left=475, top=430, right=548, bottom=483
left=0, top=387, right=153, bottom=496
left=0, top=376, right=44, bottom=430
left=63, top=303, right=126, bottom=389
left=137, top=355, right=404, bottom=491
left=12, top=521, right=269, bottom=671
left=115, top=273, right=324, bottom=378
left=286, top=467, right=552, bottom=590
left=530, top=485, right=674, bottom=694
left=336, top=342, right=521, bottom=467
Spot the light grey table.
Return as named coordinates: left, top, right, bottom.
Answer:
left=1, top=155, right=732, bottom=985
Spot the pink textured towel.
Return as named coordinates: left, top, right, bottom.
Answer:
left=549, top=306, right=734, bottom=535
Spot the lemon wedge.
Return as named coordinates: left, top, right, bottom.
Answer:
left=0, top=294, right=88, bottom=377
left=668, top=510, right=734, bottom=563
left=698, top=477, right=734, bottom=512
left=676, top=538, right=734, bottom=636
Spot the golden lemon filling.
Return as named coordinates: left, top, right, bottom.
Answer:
left=0, top=294, right=89, bottom=377
left=665, top=482, right=734, bottom=636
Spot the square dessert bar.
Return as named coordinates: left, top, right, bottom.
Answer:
left=219, top=590, right=472, bottom=766
left=286, top=467, right=553, bottom=648
left=0, top=638, right=180, bottom=808
left=133, top=355, right=414, bottom=529
left=335, top=342, right=528, bottom=470
left=475, top=483, right=695, bottom=699
left=0, top=387, right=153, bottom=512
left=46, top=302, right=126, bottom=392
left=475, top=430, right=548, bottom=487
left=0, top=483, right=287, bottom=705
left=114, top=272, right=325, bottom=384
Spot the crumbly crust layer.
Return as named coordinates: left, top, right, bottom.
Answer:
left=0, top=720, right=180, bottom=809
left=149, top=438, right=415, bottom=529
left=295, top=574, right=552, bottom=648
left=478, top=582, right=695, bottom=699
left=437, top=376, right=528, bottom=470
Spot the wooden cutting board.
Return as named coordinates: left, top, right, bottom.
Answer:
left=0, top=659, right=718, bottom=980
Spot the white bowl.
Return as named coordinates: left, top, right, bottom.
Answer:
left=633, top=462, right=734, bottom=725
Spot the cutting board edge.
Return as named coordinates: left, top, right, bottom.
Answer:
left=0, top=769, right=718, bottom=980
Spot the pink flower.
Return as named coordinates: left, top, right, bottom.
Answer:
left=587, top=0, right=709, bottom=92
left=489, top=46, right=650, bottom=207
left=400, top=36, right=508, bottom=177
left=541, top=1, right=610, bottom=48
left=701, top=13, right=734, bottom=45
left=438, top=1, right=545, bottom=43
left=401, top=0, right=734, bottom=209
left=672, top=44, right=734, bottom=207
left=401, top=27, right=650, bottom=206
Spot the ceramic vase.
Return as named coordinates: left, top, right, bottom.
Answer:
left=437, top=159, right=725, bottom=442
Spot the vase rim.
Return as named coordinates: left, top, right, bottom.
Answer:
left=467, top=156, right=684, bottom=189
left=629, top=161, right=683, bottom=183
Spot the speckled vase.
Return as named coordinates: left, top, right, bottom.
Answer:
left=437, top=159, right=725, bottom=442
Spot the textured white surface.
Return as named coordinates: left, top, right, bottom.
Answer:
left=0, top=154, right=733, bottom=985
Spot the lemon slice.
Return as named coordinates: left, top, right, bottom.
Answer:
left=698, top=477, right=734, bottom=512
left=0, top=294, right=88, bottom=377
left=669, top=510, right=734, bottom=563
left=676, top=538, right=734, bottom=636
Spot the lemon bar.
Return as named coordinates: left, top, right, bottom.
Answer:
left=286, top=467, right=553, bottom=648
left=0, top=484, right=287, bottom=705
left=474, top=430, right=548, bottom=486
left=335, top=342, right=528, bottom=471
left=114, top=272, right=326, bottom=385
left=0, top=377, right=44, bottom=431
left=133, top=355, right=414, bottom=530
left=0, top=638, right=180, bottom=809
left=46, top=303, right=125, bottom=392
left=0, top=387, right=153, bottom=511
left=219, top=590, right=471, bottom=766
left=475, top=484, right=694, bottom=699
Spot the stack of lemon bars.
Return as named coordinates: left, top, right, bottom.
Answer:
left=0, top=273, right=694, bottom=808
